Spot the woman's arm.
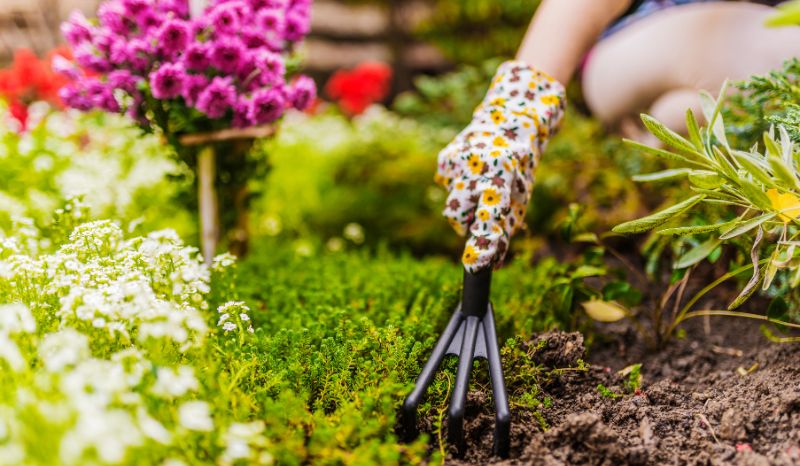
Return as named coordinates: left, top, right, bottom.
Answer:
left=517, top=0, right=634, bottom=83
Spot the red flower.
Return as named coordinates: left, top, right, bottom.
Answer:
left=325, top=62, right=392, bottom=115
left=0, top=47, right=71, bottom=129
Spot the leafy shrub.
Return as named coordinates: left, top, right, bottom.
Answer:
left=0, top=104, right=192, bottom=238
left=613, top=86, right=800, bottom=340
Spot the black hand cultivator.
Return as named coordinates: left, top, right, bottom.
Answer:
left=400, top=269, right=510, bottom=458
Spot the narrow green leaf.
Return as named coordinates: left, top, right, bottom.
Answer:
left=613, top=195, right=705, bottom=234
left=712, top=146, right=739, bottom=180
left=685, top=109, right=704, bottom=151
left=632, top=169, right=691, bottom=182
left=763, top=247, right=782, bottom=291
left=768, top=154, right=800, bottom=190
left=674, top=238, right=722, bottom=269
left=640, top=114, right=705, bottom=157
left=779, top=125, right=794, bottom=164
left=736, top=177, right=773, bottom=211
left=688, top=170, right=723, bottom=189
left=764, top=132, right=781, bottom=159
left=656, top=222, right=732, bottom=236
left=719, top=213, right=776, bottom=240
left=623, top=139, right=709, bottom=169
left=732, top=151, right=777, bottom=188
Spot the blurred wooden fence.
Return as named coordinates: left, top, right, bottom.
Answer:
left=0, top=0, right=448, bottom=91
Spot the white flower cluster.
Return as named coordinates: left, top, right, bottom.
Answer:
left=0, top=219, right=265, bottom=465
left=217, top=301, right=255, bottom=335
left=0, top=107, right=183, bottom=230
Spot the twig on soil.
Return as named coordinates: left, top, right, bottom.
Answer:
left=710, top=345, right=744, bottom=357
left=695, top=413, right=720, bottom=444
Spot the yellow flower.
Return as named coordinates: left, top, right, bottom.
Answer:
left=767, top=188, right=800, bottom=222
left=490, top=97, right=506, bottom=107
left=540, top=95, right=560, bottom=106
left=455, top=181, right=465, bottom=190
left=477, top=209, right=490, bottom=222
left=467, top=154, right=484, bottom=175
left=490, top=111, right=506, bottom=125
left=490, top=150, right=501, bottom=158
left=462, top=245, right=479, bottom=266
left=493, top=136, right=509, bottom=148
left=482, top=188, right=500, bottom=206
left=433, top=173, right=449, bottom=188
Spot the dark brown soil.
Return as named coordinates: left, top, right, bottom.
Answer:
left=444, top=318, right=800, bottom=466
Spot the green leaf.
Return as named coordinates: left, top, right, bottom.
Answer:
left=640, top=114, right=704, bottom=157
left=686, top=109, right=704, bottom=151
left=719, top=213, right=776, bottom=240
left=656, top=222, right=732, bottom=236
left=613, top=195, right=705, bottom=234
left=736, top=177, right=774, bottom=211
left=623, top=139, right=709, bottom=169
left=732, top=151, right=777, bottom=188
left=581, top=300, right=628, bottom=323
left=632, top=169, right=691, bottom=182
left=674, top=238, right=722, bottom=269
left=688, top=170, right=723, bottom=189
left=763, top=247, right=781, bottom=291
left=768, top=154, right=800, bottom=190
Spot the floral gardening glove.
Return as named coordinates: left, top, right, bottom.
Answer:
left=435, top=61, right=566, bottom=273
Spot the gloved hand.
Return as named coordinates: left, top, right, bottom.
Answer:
left=435, top=61, right=566, bottom=273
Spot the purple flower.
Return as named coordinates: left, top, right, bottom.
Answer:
left=209, top=3, right=241, bottom=35
left=107, top=70, right=141, bottom=94
left=98, top=2, right=133, bottom=36
left=182, top=74, right=210, bottom=106
left=190, top=17, right=210, bottom=36
left=60, top=84, right=94, bottom=111
left=86, top=80, right=121, bottom=112
left=159, top=0, right=189, bottom=17
left=109, top=38, right=131, bottom=65
left=122, top=0, right=149, bottom=17
left=196, top=77, right=236, bottom=118
left=61, top=11, right=93, bottom=46
left=256, top=9, right=284, bottom=34
left=288, top=75, right=315, bottom=111
left=283, top=9, right=310, bottom=42
left=52, top=55, right=81, bottom=80
left=254, top=50, right=285, bottom=86
left=210, top=36, right=245, bottom=73
left=183, top=42, right=210, bottom=71
left=125, top=38, right=152, bottom=73
left=149, top=62, right=187, bottom=99
left=232, top=96, right=253, bottom=128
left=247, top=87, right=285, bottom=124
left=136, top=9, right=163, bottom=33
left=74, top=43, right=112, bottom=73
left=157, top=19, right=191, bottom=58
left=241, top=27, right=268, bottom=49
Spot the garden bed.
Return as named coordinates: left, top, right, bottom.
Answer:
left=449, top=320, right=800, bottom=466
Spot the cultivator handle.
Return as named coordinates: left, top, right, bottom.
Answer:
left=399, top=269, right=511, bottom=459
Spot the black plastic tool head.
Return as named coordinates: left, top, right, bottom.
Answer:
left=399, top=269, right=510, bottom=459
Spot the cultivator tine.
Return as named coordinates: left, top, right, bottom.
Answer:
left=400, top=269, right=511, bottom=459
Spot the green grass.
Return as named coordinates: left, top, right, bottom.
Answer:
left=217, top=240, right=586, bottom=464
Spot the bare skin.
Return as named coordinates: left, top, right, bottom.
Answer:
left=513, top=0, right=800, bottom=138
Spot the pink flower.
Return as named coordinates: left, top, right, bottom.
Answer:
left=247, top=87, right=285, bottom=124
left=149, top=62, right=186, bottom=99
left=210, top=36, right=245, bottom=74
left=196, top=76, right=236, bottom=118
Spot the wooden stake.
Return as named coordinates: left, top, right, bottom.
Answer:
left=197, top=146, right=219, bottom=264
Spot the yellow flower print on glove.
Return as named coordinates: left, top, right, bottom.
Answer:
left=435, top=60, right=566, bottom=273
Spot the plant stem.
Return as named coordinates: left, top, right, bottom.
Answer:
left=677, top=309, right=800, bottom=329
left=666, top=259, right=769, bottom=338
